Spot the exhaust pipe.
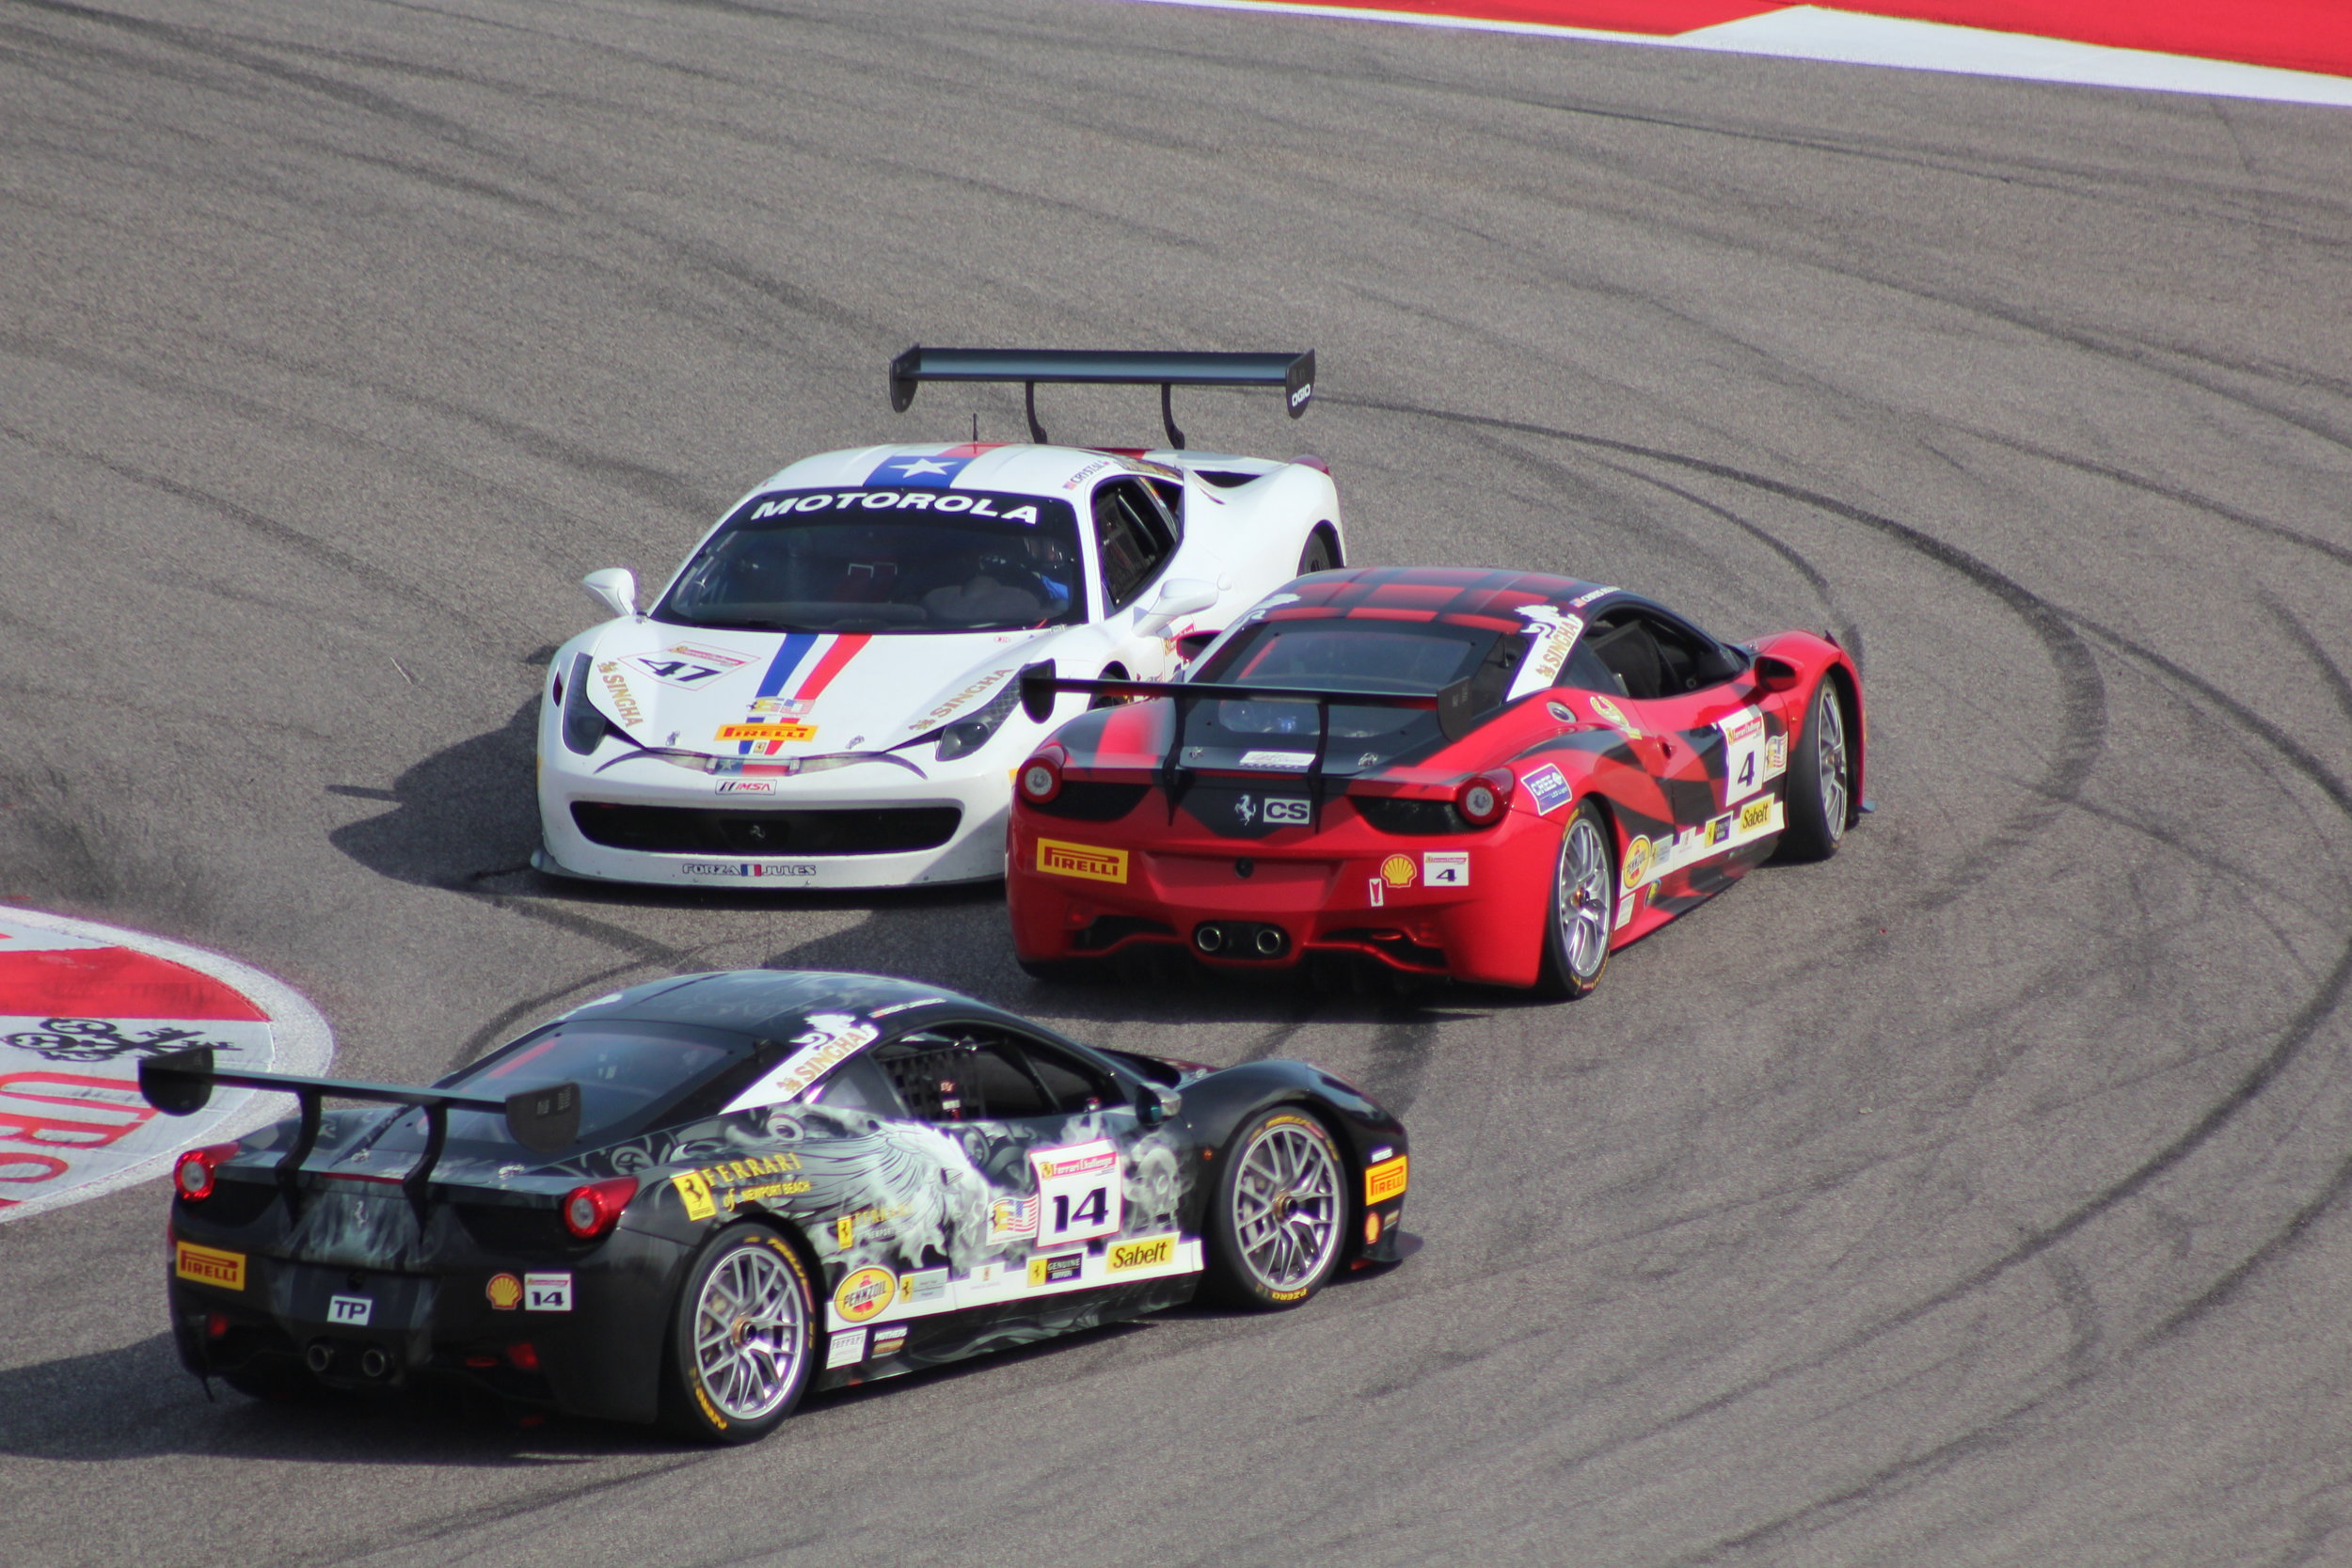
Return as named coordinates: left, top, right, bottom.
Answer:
left=305, top=1342, right=335, bottom=1374
left=1253, top=927, right=1287, bottom=958
left=359, top=1347, right=391, bottom=1380
left=1194, top=924, right=1226, bottom=954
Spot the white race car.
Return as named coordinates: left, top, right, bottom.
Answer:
left=534, top=348, right=1343, bottom=890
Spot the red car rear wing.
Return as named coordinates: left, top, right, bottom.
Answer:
left=1017, top=660, right=1476, bottom=828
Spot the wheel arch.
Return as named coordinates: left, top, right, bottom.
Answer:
left=1821, top=659, right=1865, bottom=825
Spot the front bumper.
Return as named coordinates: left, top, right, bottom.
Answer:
left=1009, top=804, right=1558, bottom=989
left=538, top=723, right=1015, bottom=891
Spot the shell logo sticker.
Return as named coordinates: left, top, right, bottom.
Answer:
left=1379, top=854, right=1418, bottom=889
left=834, top=1265, right=897, bottom=1323
left=485, top=1273, right=523, bottom=1310
left=1621, top=835, right=1654, bottom=891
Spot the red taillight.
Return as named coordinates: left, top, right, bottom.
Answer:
left=172, top=1142, right=240, bottom=1202
left=1454, top=769, right=1516, bottom=827
left=206, top=1311, right=230, bottom=1339
left=561, top=1176, right=638, bottom=1240
left=1018, top=744, right=1065, bottom=805
left=507, top=1341, right=540, bottom=1371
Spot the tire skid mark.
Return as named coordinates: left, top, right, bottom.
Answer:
left=1665, top=610, right=2352, bottom=1561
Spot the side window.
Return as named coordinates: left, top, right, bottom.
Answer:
left=1091, top=481, right=1175, bottom=613
left=803, top=1053, right=905, bottom=1117
left=1562, top=638, right=1618, bottom=694
left=1584, top=616, right=1665, bottom=700
left=869, top=1026, right=1111, bottom=1122
left=1145, top=479, right=1185, bottom=537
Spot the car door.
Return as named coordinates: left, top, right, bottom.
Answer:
left=1086, top=478, right=1187, bottom=680
left=864, top=1022, right=1198, bottom=1312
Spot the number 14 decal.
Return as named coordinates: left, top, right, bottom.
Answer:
left=1030, top=1139, right=1123, bottom=1248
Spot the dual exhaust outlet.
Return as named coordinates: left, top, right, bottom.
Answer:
left=1194, top=922, right=1290, bottom=960
left=307, top=1339, right=395, bottom=1381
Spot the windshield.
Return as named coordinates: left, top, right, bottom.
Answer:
left=655, top=487, right=1085, bottom=634
left=358, top=1021, right=755, bottom=1158
left=1184, top=619, right=1525, bottom=769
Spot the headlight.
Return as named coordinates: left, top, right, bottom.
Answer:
left=560, top=652, right=610, bottom=755
left=934, top=679, right=1025, bottom=761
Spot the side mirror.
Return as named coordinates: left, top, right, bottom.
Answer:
left=582, top=568, right=639, bottom=620
left=1136, top=1084, right=1183, bottom=1127
left=1175, top=629, right=1221, bottom=664
left=1137, top=578, right=1217, bottom=633
left=1753, top=654, right=1803, bottom=694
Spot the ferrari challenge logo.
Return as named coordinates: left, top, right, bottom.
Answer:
left=1037, top=839, right=1128, bottom=884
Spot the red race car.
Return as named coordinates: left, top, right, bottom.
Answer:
left=1004, top=566, right=1864, bottom=996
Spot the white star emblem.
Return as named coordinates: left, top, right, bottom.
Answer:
left=893, top=458, right=953, bottom=477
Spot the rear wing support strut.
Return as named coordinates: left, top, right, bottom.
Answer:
left=140, top=1047, right=581, bottom=1222
left=890, top=347, right=1314, bottom=450
left=1017, top=663, right=1474, bottom=831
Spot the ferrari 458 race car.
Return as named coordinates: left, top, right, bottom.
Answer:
left=535, top=348, right=1343, bottom=890
left=1006, top=566, right=1866, bottom=996
left=146, top=970, right=1408, bottom=1442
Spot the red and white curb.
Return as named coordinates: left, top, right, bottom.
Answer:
left=0, top=908, right=333, bottom=1222
left=1119, top=1, right=2352, bottom=108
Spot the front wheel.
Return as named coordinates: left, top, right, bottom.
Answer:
left=1296, top=528, right=1339, bottom=576
left=1534, top=800, right=1616, bottom=999
left=1776, top=677, right=1853, bottom=862
left=1203, top=1108, right=1348, bottom=1309
left=662, top=1225, right=817, bottom=1445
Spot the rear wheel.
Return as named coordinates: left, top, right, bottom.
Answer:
left=1204, top=1108, right=1348, bottom=1308
left=1534, top=800, right=1616, bottom=999
left=1777, top=677, right=1853, bottom=862
left=662, top=1224, right=816, bottom=1445
left=1296, top=529, right=1339, bottom=576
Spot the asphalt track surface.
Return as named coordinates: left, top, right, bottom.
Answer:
left=5, top=3, right=2351, bottom=1563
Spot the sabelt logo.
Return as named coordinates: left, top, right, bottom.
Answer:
left=717, top=722, right=817, bottom=743
left=1364, top=1154, right=1409, bottom=1206
left=834, top=1266, right=897, bottom=1323
left=1037, top=839, right=1128, bottom=884
left=174, top=1241, right=246, bottom=1291
left=1740, top=798, right=1773, bottom=832
left=1106, top=1235, right=1177, bottom=1274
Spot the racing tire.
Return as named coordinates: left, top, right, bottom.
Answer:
left=660, top=1224, right=818, bottom=1446
left=1203, top=1107, right=1349, bottom=1310
left=1296, top=528, right=1340, bottom=576
left=1777, top=676, right=1853, bottom=863
left=1534, top=800, right=1616, bottom=1000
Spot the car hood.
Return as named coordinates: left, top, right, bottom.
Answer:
left=573, top=620, right=1057, bottom=776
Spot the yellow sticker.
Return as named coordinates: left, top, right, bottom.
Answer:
left=717, top=722, right=817, bottom=743
left=1037, top=839, right=1129, bottom=884
left=1106, top=1234, right=1178, bottom=1274
left=1379, top=853, right=1418, bottom=889
left=671, top=1170, right=716, bottom=1222
left=485, top=1273, right=523, bottom=1310
left=174, top=1241, right=246, bottom=1291
left=1621, top=835, right=1654, bottom=891
left=1740, top=798, right=1772, bottom=832
left=1364, top=1154, right=1409, bottom=1206
left=834, top=1266, right=897, bottom=1323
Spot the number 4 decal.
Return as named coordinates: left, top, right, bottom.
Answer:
left=1031, top=1139, right=1123, bottom=1249
left=1719, top=707, right=1768, bottom=804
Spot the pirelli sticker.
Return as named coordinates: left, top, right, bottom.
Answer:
left=1037, top=838, right=1128, bottom=884
left=174, top=1241, right=246, bottom=1291
left=717, top=721, right=817, bottom=743
left=1363, top=1154, right=1408, bottom=1207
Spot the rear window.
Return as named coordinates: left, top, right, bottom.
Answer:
left=365, top=1022, right=755, bottom=1157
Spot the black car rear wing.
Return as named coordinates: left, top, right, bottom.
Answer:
left=888, top=346, right=1314, bottom=449
left=1017, top=660, right=1473, bottom=828
left=141, top=1046, right=580, bottom=1220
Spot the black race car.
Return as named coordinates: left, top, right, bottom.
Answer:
left=146, top=971, right=1410, bottom=1443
